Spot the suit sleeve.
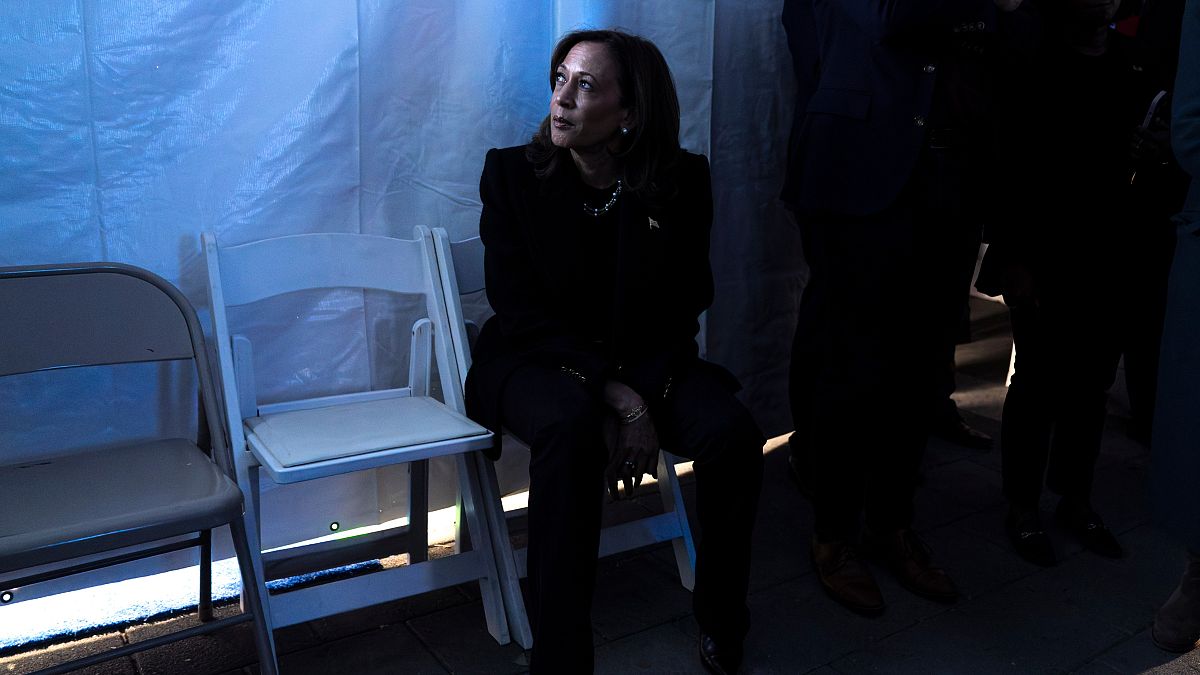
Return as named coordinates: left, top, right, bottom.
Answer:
left=615, top=156, right=714, bottom=405
left=478, top=148, right=608, bottom=387
left=665, top=156, right=715, bottom=350
left=1173, top=0, right=1200, bottom=182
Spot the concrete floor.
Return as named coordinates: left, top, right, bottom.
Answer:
left=3, top=298, right=1199, bottom=674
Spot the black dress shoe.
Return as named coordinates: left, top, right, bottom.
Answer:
left=932, top=415, right=993, bottom=450
left=1005, top=509, right=1057, bottom=567
left=1055, top=501, right=1123, bottom=558
left=699, top=632, right=742, bottom=675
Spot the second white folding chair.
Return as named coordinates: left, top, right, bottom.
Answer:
left=203, top=228, right=519, bottom=644
left=427, top=227, right=699, bottom=650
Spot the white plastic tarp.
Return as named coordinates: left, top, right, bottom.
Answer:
left=0, top=0, right=802, bottom=596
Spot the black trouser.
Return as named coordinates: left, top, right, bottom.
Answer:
left=789, top=143, right=980, bottom=542
left=1001, top=287, right=1123, bottom=509
left=932, top=228, right=984, bottom=425
left=1120, top=213, right=1177, bottom=437
left=501, top=361, right=764, bottom=673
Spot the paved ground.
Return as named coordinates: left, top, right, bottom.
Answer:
left=4, top=298, right=1199, bottom=674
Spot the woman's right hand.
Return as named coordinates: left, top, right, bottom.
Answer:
left=603, top=412, right=659, bottom=500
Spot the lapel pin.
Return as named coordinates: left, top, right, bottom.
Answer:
left=648, top=216, right=659, bottom=230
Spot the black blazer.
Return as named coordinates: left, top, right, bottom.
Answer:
left=465, top=145, right=737, bottom=452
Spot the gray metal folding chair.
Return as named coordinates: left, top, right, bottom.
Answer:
left=427, top=227, right=699, bottom=650
left=0, top=263, right=277, bottom=675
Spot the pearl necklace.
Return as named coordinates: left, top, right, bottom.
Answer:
left=582, top=180, right=622, bottom=217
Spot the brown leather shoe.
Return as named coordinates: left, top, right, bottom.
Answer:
left=1153, top=552, right=1200, bottom=653
left=867, top=528, right=958, bottom=604
left=812, top=538, right=885, bottom=616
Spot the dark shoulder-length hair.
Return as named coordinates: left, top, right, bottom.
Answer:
left=526, top=29, right=682, bottom=202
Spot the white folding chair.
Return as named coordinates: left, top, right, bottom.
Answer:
left=0, top=263, right=277, bottom=675
left=202, top=229, right=516, bottom=644
left=427, top=227, right=699, bottom=649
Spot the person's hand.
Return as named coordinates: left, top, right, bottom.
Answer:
left=603, top=412, right=659, bottom=501
left=1131, top=125, right=1171, bottom=165
left=1001, top=262, right=1037, bottom=308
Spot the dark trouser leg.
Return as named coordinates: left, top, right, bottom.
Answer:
left=1044, top=295, right=1122, bottom=503
left=500, top=364, right=608, bottom=674
left=787, top=217, right=822, bottom=487
left=1002, top=290, right=1122, bottom=508
left=1001, top=304, right=1054, bottom=509
left=791, top=212, right=930, bottom=541
left=790, top=215, right=892, bottom=541
left=656, top=365, right=764, bottom=644
left=865, top=201, right=975, bottom=533
left=1122, top=206, right=1179, bottom=438
left=1045, top=388, right=1109, bottom=502
left=790, top=144, right=978, bottom=541
left=930, top=228, right=983, bottom=427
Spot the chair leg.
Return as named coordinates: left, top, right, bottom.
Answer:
left=235, top=461, right=267, bottom=613
left=408, top=460, right=429, bottom=563
left=456, top=453, right=511, bottom=645
left=475, top=452, right=533, bottom=649
left=230, top=512, right=279, bottom=675
left=658, top=451, right=697, bottom=591
left=199, top=529, right=213, bottom=621
left=455, top=490, right=468, bottom=554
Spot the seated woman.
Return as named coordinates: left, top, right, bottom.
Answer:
left=465, top=29, right=764, bottom=675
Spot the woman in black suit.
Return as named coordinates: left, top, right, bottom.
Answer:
left=465, top=29, right=764, bottom=675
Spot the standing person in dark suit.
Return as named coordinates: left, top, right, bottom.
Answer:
left=781, top=0, right=1030, bottom=616
left=979, top=0, right=1130, bottom=568
left=465, top=29, right=764, bottom=675
left=1150, top=0, right=1200, bottom=652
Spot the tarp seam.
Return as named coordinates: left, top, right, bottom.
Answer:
left=355, top=0, right=364, bottom=236
left=354, top=0, right=376, bottom=387
left=76, top=0, right=108, bottom=259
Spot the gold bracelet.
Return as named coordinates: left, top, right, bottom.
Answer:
left=619, top=403, right=648, bottom=426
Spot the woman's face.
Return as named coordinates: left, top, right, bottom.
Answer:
left=549, top=41, right=630, bottom=151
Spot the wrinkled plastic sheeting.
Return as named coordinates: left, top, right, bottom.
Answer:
left=0, top=0, right=742, bottom=594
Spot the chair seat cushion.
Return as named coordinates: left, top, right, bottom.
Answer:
left=0, top=439, right=243, bottom=572
left=244, top=395, right=489, bottom=469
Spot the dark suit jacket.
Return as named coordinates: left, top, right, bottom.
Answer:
left=465, top=145, right=738, bottom=453
left=1151, top=0, right=1200, bottom=551
left=1175, top=0, right=1200, bottom=222
left=783, top=0, right=998, bottom=217
left=780, top=0, right=822, bottom=211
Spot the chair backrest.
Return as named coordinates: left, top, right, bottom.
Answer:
left=0, top=265, right=195, bottom=376
left=204, top=229, right=466, bottom=455
left=0, top=263, right=228, bottom=465
left=429, top=230, right=482, bottom=396
left=208, top=232, right=434, bottom=306
left=445, top=235, right=486, bottom=296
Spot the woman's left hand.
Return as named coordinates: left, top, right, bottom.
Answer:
left=603, top=412, right=659, bottom=500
